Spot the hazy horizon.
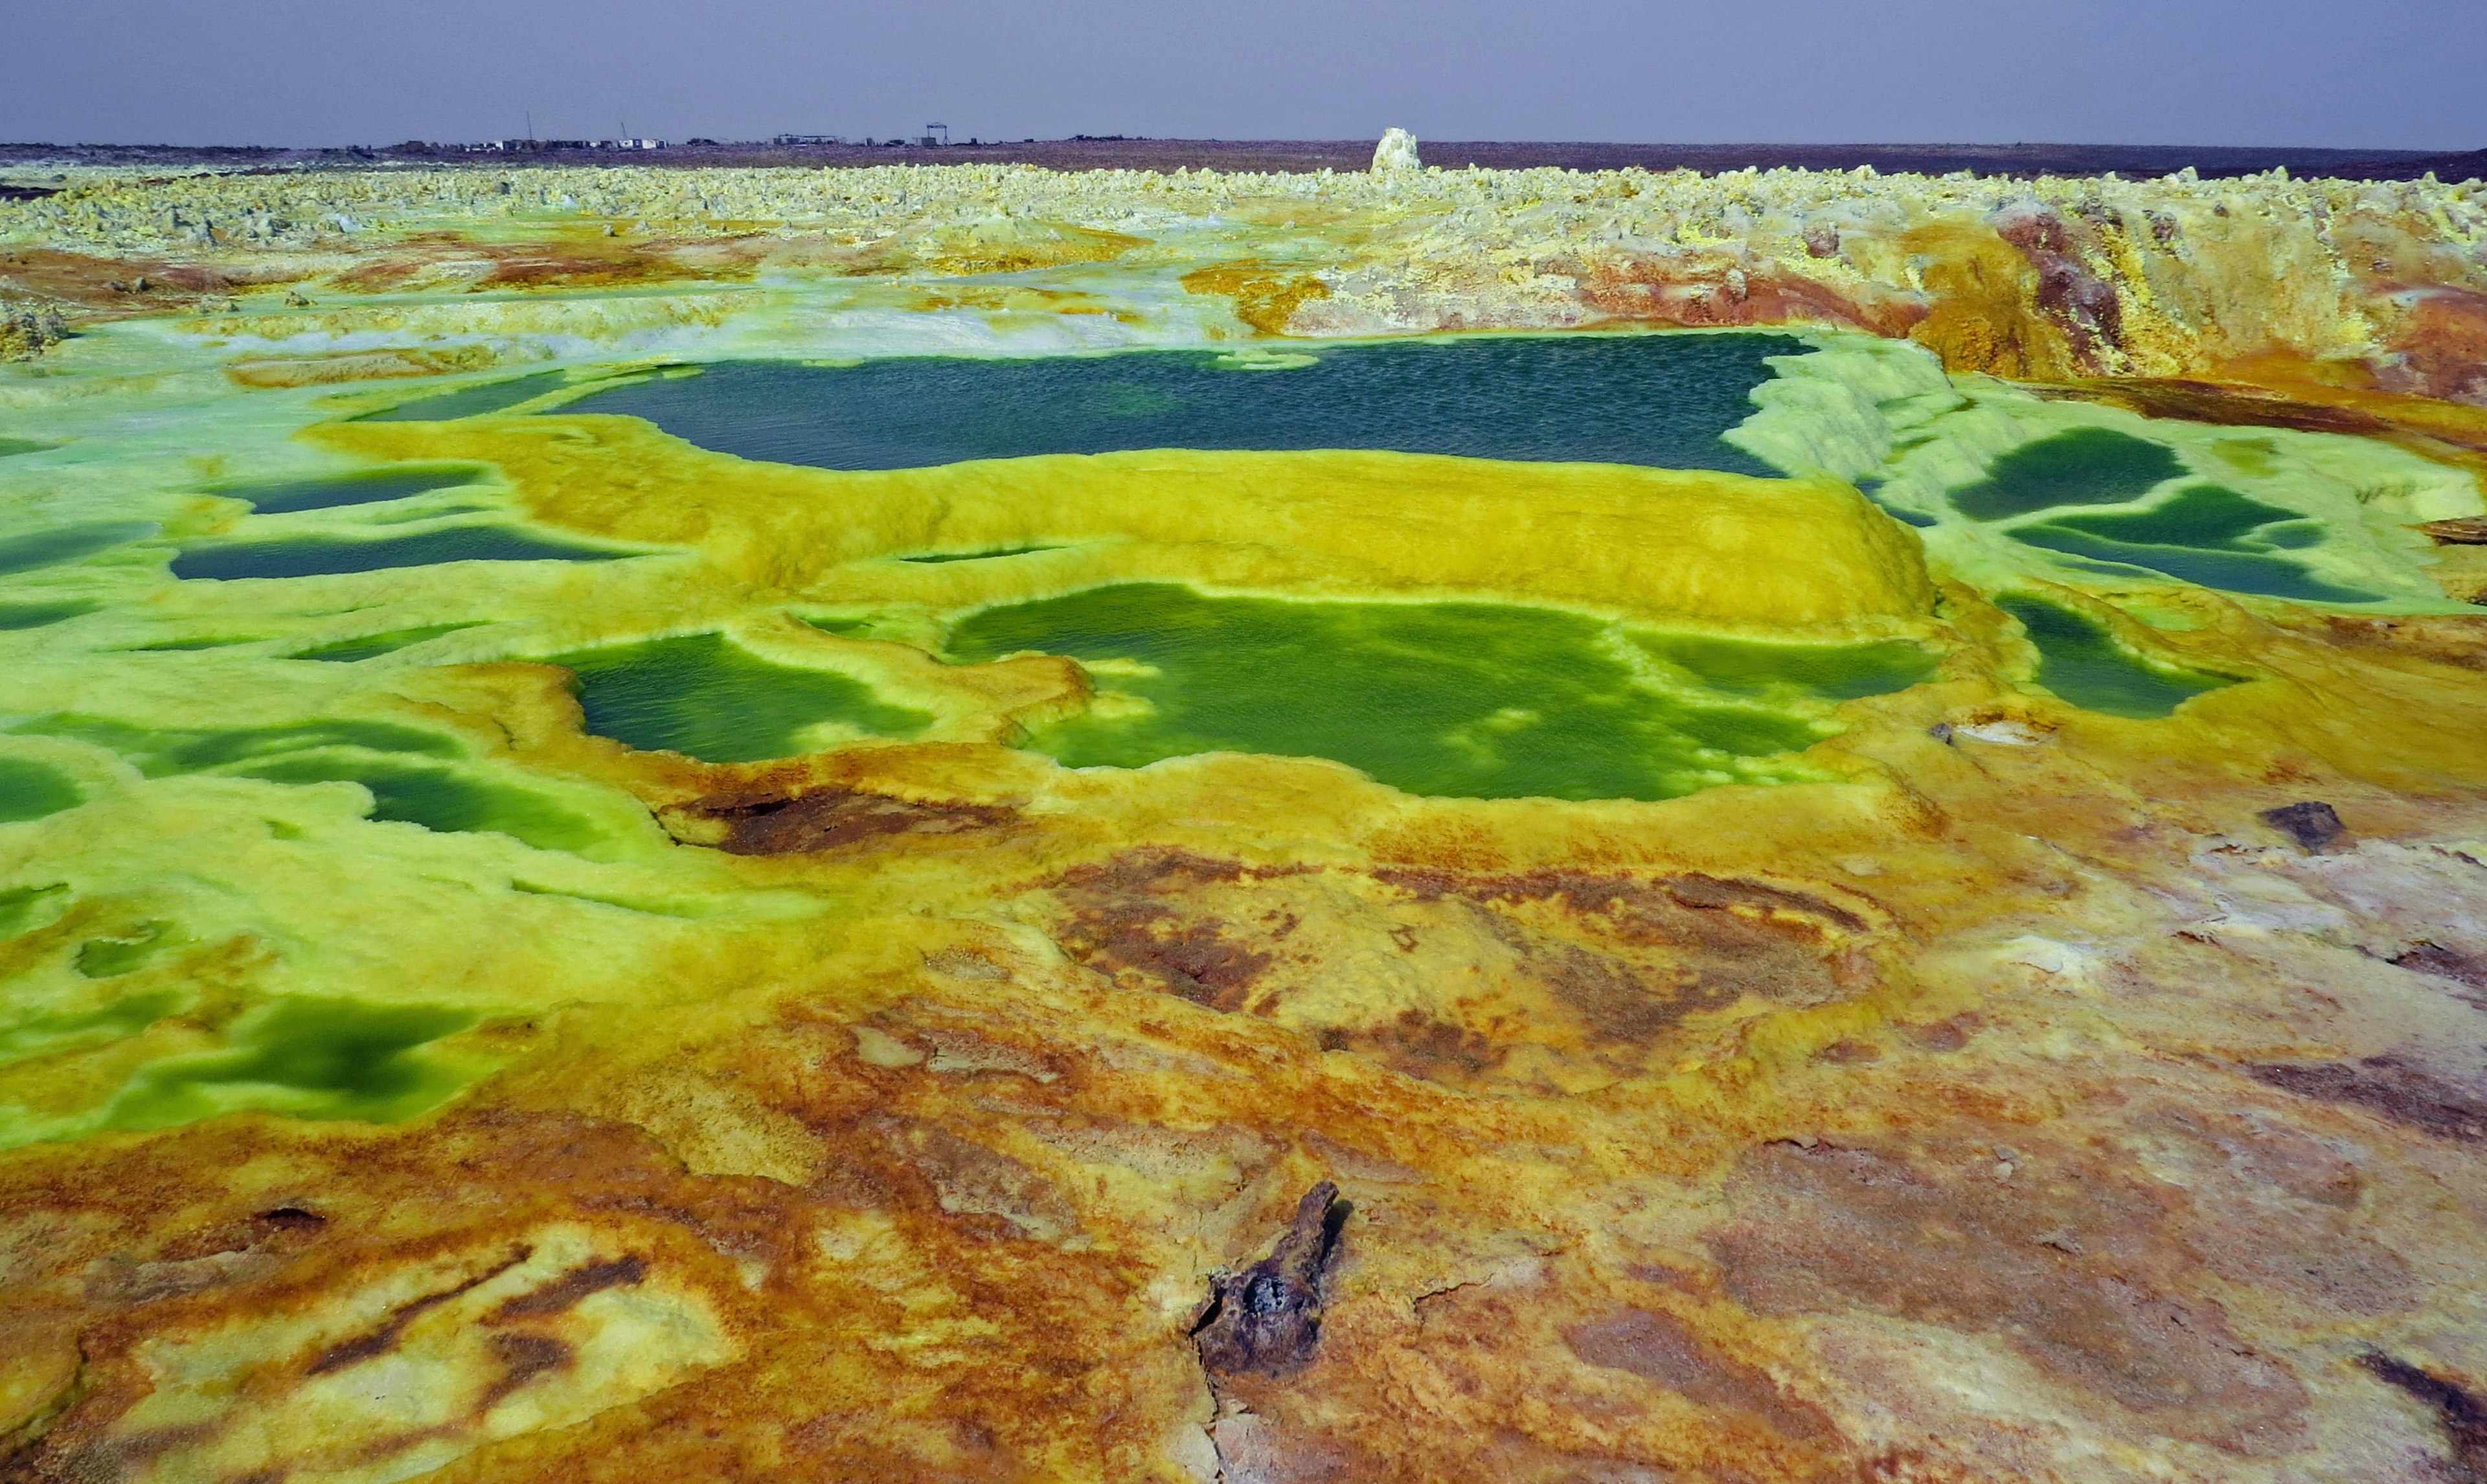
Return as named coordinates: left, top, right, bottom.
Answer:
left=7, top=0, right=2481, bottom=153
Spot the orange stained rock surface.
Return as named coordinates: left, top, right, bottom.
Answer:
left=6, top=576, right=2487, bottom=1480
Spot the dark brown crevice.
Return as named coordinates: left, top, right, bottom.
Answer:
left=2245, top=1057, right=2487, bottom=1142
left=491, top=1254, right=646, bottom=1320
left=1194, top=1182, right=1349, bottom=1378
left=475, top=1332, right=577, bottom=1412
left=306, top=1244, right=533, bottom=1375
left=2390, top=942, right=2487, bottom=1007
left=2357, top=1352, right=2487, bottom=1481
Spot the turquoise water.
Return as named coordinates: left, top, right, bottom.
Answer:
left=560, top=334, right=1800, bottom=474
left=0, top=521, right=157, bottom=578
left=106, top=996, right=479, bottom=1128
left=946, top=583, right=1936, bottom=801
left=1950, top=429, right=2185, bottom=521
left=361, top=372, right=568, bottom=422
left=1997, top=596, right=2236, bottom=717
left=171, top=526, right=645, bottom=581
left=221, top=466, right=486, bottom=514
left=550, top=632, right=933, bottom=763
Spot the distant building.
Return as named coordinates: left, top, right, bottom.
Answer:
left=773, top=134, right=844, bottom=146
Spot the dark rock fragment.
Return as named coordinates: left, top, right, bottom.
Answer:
left=1194, top=1182, right=1349, bottom=1377
left=2422, top=516, right=2487, bottom=545
left=2259, top=800, right=2346, bottom=852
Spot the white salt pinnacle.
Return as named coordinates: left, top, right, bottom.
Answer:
left=1372, top=128, right=1420, bottom=176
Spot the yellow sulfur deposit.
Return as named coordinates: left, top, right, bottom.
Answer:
left=3, top=153, right=2487, bottom=1484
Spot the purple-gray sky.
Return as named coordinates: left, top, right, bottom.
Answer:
left=7, top=0, right=2480, bottom=150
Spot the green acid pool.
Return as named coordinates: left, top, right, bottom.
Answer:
left=945, top=583, right=1940, bottom=801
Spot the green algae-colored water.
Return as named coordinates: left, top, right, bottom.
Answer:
left=105, top=996, right=479, bottom=1129
left=74, top=923, right=172, bottom=979
left=0, top=758, right=83, bottom=823
left=1997, top=595, right=2236, bottom=718
left=291, top=622, right=490, bottom=663
left=171, top=526, right=647, bottom=581
left=946, top=583, right=1938, bottom=801
left=552, top=631, right=933, bottom=763
left=0, top=989, right=181, bottom=1066
left=551, top=333, right=1800, bottom=475
left=0, top=885, right=67, bottom=939
left=13, top=717, right=462, bottom=776
left=0, top=601, right=96, bottom=631
left=1628, top=631, right=1939, bottom=703
left=220, top=465, right=488, bottom=514
left=3, top=716, right=592, bottom=849
left=233, top=754, right=608, bottom=854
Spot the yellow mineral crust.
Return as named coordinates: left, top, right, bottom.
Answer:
left=313, top=415, right=1939, bottom=628
left=3, top=159, right=2487, bottom=1484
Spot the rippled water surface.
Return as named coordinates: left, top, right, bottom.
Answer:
left=559, top=333, right=1802, bottom=473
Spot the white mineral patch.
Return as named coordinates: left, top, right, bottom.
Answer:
left=1371, top=128, right=1421, bottom=176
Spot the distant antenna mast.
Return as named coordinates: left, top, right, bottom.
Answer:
left=525, top=109, right=534, bottom=141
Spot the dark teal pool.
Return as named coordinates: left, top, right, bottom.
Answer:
left=2007, top=483, right=2374, bottom=602
left=361, top=372, right=569, bottom=422
left=1949, top=429, right=2185, bottom=521
left=171, top=526, right=648, bottom=581
left=556, top=333, right=1802, bottom=474
left=0, top=522, right=157, bottom=579
left=218, top=465, right=487, bottom=514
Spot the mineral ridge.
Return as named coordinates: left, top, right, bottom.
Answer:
left=2, top=143, right=2487, bottom=1483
